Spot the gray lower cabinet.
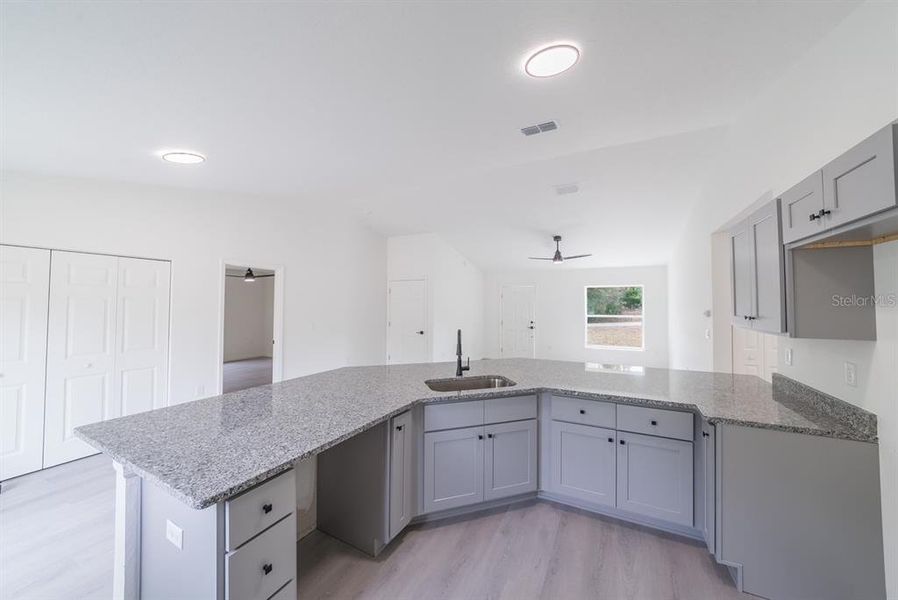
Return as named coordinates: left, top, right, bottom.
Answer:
left=701, top=421, right=715, bottom=554
left=550, top=421, right=616, bottom=507
left=424, top=425, right=484, bottom=512
left=616, top=431, right=693, bottom=527
left=389, top=410, right=413, bottom=539
left=484, top=419, right=537, bottom=501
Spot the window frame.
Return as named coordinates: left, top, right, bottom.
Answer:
left=583, top=284, right=645, bottom=351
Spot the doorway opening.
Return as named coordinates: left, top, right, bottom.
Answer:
left=221, top=264, right=278, bottom=393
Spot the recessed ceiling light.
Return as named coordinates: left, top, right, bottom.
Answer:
left=524, top=44, right=580, bottom=78
left=161, top=151, right=205, bottom=165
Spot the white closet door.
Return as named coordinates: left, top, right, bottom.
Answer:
left=0, top=246, right=51, bottom=480
left=115, top=258, right=170, bottom=416
left=44, top=251, right=119, bottom=467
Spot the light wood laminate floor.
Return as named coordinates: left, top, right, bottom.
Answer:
left=1, top=455, right=744, bottom=600
left=223, top=356, right=273, bottom=393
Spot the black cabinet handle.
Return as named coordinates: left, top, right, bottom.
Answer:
left=487, top=433, right=493, bottom=438
left=396, top=425, right=403, bottom=431
left=262, top=563, right=273, bottom=575
left=416, top=330, right=424, bottom=335
left=607, top=437, right=613, bottom=443
left=809, top=212, right=821, bottom=221
left=820, top=209, right=831, bottom=217
left=702, top=432, right=710, bottom=438
left=478, top=434, right=483, bottom=440
left=650, top=420, right=657, bottom=426
left=262, top=503, right=273, bottom=514
left=579, top=409, right=586, bottom=415
left=620, top=440, right=626, bottom=445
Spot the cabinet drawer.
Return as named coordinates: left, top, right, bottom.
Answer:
left=425, top=400, right=483, bottom=431
left=617, top=405, right=693, bottom=441
left=550, top=396, right=615, bottom=429
left=484, top=395, right=537, bottom=424
left=226, top=469, right=296, bottom=551
left=225, top=512, right=296, bottom=600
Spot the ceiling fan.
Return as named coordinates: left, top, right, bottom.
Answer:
left=529, top=235, right=591, bottom=264
left=225, top=268, right=274, bottom=282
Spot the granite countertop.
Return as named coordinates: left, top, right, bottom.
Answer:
left=75, top=358, right=877, bottom=509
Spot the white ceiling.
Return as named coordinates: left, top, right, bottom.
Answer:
left=1, top=1, right=861, bottom=269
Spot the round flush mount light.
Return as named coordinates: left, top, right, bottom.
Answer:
left=161, top=151, right=205, bottom=165
left=524, top=44, right=580, bottom=78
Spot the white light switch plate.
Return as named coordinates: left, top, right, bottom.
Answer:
left=844, top=362, right=857, bottom=387
left=784, top=348, right=793, bottom=366
left=166, top=519, right=183, bottom=550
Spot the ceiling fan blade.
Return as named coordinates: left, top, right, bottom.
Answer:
left=255, top=274, right=275, bottom=277
left=528, top=257, right=555, bottom=261
left=562, top=254, right=592, bottom=260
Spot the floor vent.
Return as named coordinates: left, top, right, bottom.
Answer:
left=521, top=120, right=558, bottom=136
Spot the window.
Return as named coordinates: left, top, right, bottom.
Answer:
left=585, top=286, right=644, bottom=350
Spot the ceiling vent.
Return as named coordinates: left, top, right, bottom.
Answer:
left=554, top=183, right=579, bottom=196
left=521, top=120, right=558, bottom=136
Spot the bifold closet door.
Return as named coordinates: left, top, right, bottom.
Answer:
left=43, top=252, right=119, bottom=467
left=115, top=257, right=170, bottom=416
left=0, top=246, right=51, bottom=480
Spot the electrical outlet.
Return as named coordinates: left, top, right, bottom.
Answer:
left=784, top=348, right=793, bottom=366
left=166, top=519, right=183, bottom=550
left=844, top=362, right=857, bottom=387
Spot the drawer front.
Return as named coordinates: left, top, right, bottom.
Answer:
left=484, top=395, right=537, bottom=424
left=269, top=579, right=296, bottom=600
left=226, top=512, right=296, bottom=600
left=550, top=396, right=615, bottom=429
left=617, top=405, right=693, bottom=441
left=424, top=400, right=484, bottom=431
left=226, top=469, right=296, bottom=551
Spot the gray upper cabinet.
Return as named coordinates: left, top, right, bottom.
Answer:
left=484, top=419, right=537, bottom=501
left=729, top=199, right=786, bottom=333
left=423, top=425, right=484, bottom=513
left=550, top=421, right=617, bottom=507
left=781, top=171, right=825, bottom=244
left=822, top=123, right=897, bottom=230
left=616, top=431, right=693, bottom=527
left=389, top=411, right=414, bottom=539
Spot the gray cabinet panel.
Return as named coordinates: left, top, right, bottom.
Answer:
left=616, top=432, right=693, bottom=527
left=701, top=422, right=715, bottom=554
left=749, top=200, right=786, bottom=333
left=389, top=411, right=413, bottom=539
left=484, top=419, right=537, bottom=501
left=616, top=405, right=693, bottom=441
left=424, top=400, right=484, bottom=431
left=484, top=395, right=537, bottom=424
left=730, top=219, right=754, bottom=322
left=822, top=123, right=897, bottom=229
left=225, top=513, right=295, bottom=600
left=780, top=170, right=825, bottom=243
left=550, top=421, right=616, bottom=507
left=423, top=426, right=484, bottom=512
left=550, top=395, right=616, bottom=429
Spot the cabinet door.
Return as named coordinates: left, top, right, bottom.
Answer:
left=423, top=426, right=483, bottom=513
left=550, top=421, right=616, bottom=507
left=780, top=171, right=825, bottom=244
left=0, top=246, right=50, bottom=480
left=44, top=251, right=118, bottom=467
left=616, top=431, right=693, bottom=526
left=389, top=411, right=413, bottom=538
left=749, top=200, right=786, bottom=333
left=729, top=219, right=754, bottom=324
left=822, top=124, right=897, bottom=230
left=484, top=419, right=537, bottom=501
left=702, top=422, right=716, bottom=554
left=115, top=258, right=170, bottom=416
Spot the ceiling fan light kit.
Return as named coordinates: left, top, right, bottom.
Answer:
left=528, top=234, right=592, bottom=264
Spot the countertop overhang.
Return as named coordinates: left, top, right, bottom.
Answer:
left=75, top=358, right=877, bottom=509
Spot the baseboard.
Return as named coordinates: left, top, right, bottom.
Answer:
left=537, top=491, right=705, bottom=542
left=718, top=559, right=744, bottom=593
left=411, top=492, right=538, bottom=525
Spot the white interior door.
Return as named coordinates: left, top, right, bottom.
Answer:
left=115, top=258, right=170, bottom=416
left=387, top=279, right=428, bottom=364
left=0, top=246, right=51, bottom=480
left=500, top=285, right=535, bottom=358
left=44, top=251, right=119, bottom=467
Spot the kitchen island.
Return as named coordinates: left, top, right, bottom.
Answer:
left=76, top=358, right=886, bottom=600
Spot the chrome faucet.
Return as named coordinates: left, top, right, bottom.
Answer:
left=456, top=329, right=470, bottom=377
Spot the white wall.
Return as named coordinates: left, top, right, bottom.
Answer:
left=483, top=265, right=668, bottom=368
left=387, top=233, right=485, bottom=362
left=223, top=276, right=274, bottom=361
left=666, top=2, right=898, bottom=593
left=0, top=172, right=388, bottom=405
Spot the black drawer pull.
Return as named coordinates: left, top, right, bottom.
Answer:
left=262, top=563, right=273, bottom=575
left=650, top=420, right=657, bottom=426
left=620, top=440, right=626, bottom=445
left=579, top=409, right=586, bottom=415
left=702, top=432, right=710, bottom=438
left=478, top=434, right=483, bottom=440
left=262, top=503, right=273, bottom=514
left=607, top=437, right=613, bottom=443
left=396, top=425, right=403, bottom=431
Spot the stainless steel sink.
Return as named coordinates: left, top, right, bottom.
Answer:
left=424, top=375, right=517, bottom=392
